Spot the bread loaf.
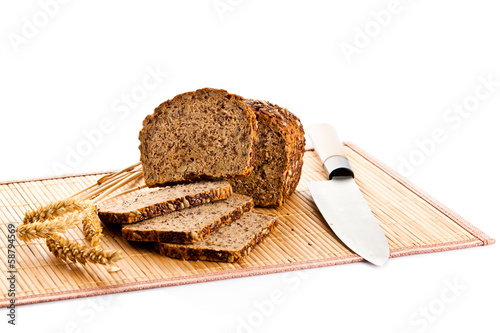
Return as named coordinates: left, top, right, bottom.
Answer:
left=98, top=181, right=232, bottom=224
left=139, top=88, right=258, bottom=187
left=155, top=211, right=278, bottom=262
left=230, top=100, right=305, bottom=207
left=122, top=194, right=254, bottom=243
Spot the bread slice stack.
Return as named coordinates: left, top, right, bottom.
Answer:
left=98, top=184, right=277, bottom=263
left=98, top=88, right=305, bottom=263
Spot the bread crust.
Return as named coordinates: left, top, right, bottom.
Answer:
left=155, top=214, right=278, bottom=262
left=231, top=100, right=306, bottom=207
left=139, top=88, right=258, bottom=187
left=98, top=183, right=233, bottom=224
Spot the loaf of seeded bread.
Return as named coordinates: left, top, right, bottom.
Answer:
left=230, top=100, right=305, bottom=207
left=98, top=181, right=232, bottom=224
left=122, top=194, right=254, bottom=243
left=139, top=88, right=258, bottom=187
left=155, top=211, right=278, bottom=262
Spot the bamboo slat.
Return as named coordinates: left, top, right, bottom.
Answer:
left=0, top=143, right=494, bottom=307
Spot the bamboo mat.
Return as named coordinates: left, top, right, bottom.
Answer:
left=0, top=143, right=494, bottom=307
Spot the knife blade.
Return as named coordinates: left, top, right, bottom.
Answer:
left=307, top=124, right=390, bottom=266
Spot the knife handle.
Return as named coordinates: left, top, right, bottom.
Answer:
left=308, top=124, right=354, bottom=179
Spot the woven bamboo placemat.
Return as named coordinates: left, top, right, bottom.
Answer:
left=0, top=143, right=494, bottom=307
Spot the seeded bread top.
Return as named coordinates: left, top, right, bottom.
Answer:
left=244, top=99, right=303, bottom=132
left=99, top=181, right=230, bottom=214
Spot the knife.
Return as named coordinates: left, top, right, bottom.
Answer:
left=307, top=124, right=390, bottom=266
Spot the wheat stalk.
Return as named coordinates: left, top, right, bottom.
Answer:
left=17, top=211, right=87, bottom=242
left=46, top=234, right=122, bottom=265
left=16, top=162, right=144, bottom=267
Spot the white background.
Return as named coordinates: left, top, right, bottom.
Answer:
left=1, top=0, right=499, bottom=332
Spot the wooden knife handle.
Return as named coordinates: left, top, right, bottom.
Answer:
left=308, top=124, right=354, bottom=179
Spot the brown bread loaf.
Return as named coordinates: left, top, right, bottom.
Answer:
left=230, top=100, right=305, bottom=207
left=139, top=88, right=258, bottom=187
left=98, top=181, right=232, bottom=224
left=122, top=194, right=253, bottom=243
left=155, top=211, right=278, bottom=262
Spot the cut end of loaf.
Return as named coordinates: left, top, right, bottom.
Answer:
left=139, top=88, right=258, bottom=187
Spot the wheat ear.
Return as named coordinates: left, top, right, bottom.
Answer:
left=46, top=234, right=122, bottom=265
left=82, top=203, right=103, bottom=247
left=23, top=198, right=90, bottom=224
left=17, top=211, right=88, bottom=242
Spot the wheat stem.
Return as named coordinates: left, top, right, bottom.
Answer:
left=69, top=162, right=142, bottom=200
left=96, top=162, right=142, bottom=185
left=80, top=170, right=140, bottom=201
left=93, top=172, right=143, bottom=204
left=69, top=182, right=100, bottom=200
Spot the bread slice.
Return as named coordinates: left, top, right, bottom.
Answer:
left=139, top=88, right=258, bottom=187
left=155, top=211, right=278, bottom=263
left=98, top=181, right=232, bottom=224
left=229, top=100, right=306, bottom=207
left=122, top=194, right=253, bottom=243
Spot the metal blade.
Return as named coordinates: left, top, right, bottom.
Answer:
left=307, top=178, right=390, bottom=266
